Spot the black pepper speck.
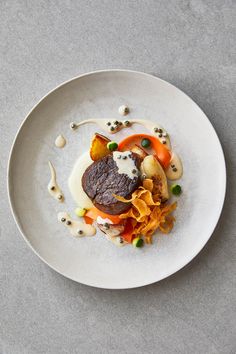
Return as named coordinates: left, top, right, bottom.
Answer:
left=104, top=223, right=110, bottom=229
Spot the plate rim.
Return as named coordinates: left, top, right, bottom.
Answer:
left=7, top=69, right=227, bottom=289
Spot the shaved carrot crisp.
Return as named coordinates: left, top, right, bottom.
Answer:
left=114, top=179, right=177, bottom=244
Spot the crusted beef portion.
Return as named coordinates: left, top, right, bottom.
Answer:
left=82, top=153, right=141, bottom=215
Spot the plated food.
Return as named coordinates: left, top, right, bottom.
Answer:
left=48, top=109, right=183, bottom=248
left=8, top=69, right=226, bottom=288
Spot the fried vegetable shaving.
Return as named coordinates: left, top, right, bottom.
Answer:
left=114, top=179, right=177, bottom=244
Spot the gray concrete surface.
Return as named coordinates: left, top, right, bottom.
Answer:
left=1, top=1, right=236, bottom=353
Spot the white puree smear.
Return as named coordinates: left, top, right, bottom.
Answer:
left=68, top=152, right=93, bottom=209
left=58, top=212, right=96, bottom=237
left=105, top=234, right=128, bottom=247
left=48, top=161, right=64, bottom=202
left=165, top=153, right=183, bottom=180
left=97, top=216, right=113, bottom=225
left=70, top=118, right=171, bottom=149
left=70, top=119, right=124, bottom=134
left=113, top=151, right=138, bottom=179
left=55, top=134, right=66, bottom=148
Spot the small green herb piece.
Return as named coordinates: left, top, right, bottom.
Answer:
left=171, top=184, right=182, bottom=196
left=141, top=138, right=151, bottom=148
left=132, top=237, right=144, bottom=248
left=75, top=207, right=87, bottom=217
left=107, top=141, right=118, bottom=151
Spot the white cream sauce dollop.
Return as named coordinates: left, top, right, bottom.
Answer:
left=58, top=212, right=96, bottom=237
left=48, top=161, right=64, bottom=202
left=165, top=153, right=183, bottom=180
left=118, top=105, right=129, bottom=116
left=68, top=152, right=93, bottom=209
left=113, top=151, right=138, bottom=179
left=55, top=134, right=66, bottom=148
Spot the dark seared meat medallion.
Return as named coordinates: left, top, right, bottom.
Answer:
left=82, top=153, right=141, bottom=215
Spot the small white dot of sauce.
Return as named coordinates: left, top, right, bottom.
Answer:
left=70, top=122, right=77, bottom=130
left=118, top=105, right=129, bottom=116
left=55, top=135, right=66, bottom=148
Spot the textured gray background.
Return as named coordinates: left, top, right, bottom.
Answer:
left=1, top=1, right=236, bottom=353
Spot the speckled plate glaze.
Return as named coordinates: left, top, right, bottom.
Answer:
left=7, top=70, right=226, bottom=289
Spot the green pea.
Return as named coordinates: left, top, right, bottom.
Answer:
left=171, top=184, right=182, bottom=196
left=132, top=237, right=144, bottom=248
left=141, top=138, right=151, bottom=148
left=107, top=141, right=118, bottom=151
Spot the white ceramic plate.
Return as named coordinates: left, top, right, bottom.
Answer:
left=8, top=70, right=226, bottom=289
